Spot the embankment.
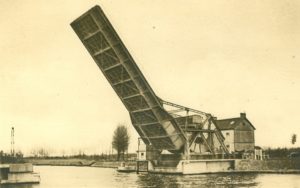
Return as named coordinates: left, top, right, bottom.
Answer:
left=235, top=158, right=300, bottom=171
left=25, top=158, right=135, bottom=168
left=25, top=158, right=300, bottom=173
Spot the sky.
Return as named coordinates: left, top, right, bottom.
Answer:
left=0, top=0, right=299, bottom=156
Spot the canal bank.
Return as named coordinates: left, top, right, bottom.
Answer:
left=25, top=158, right=300, bottom=174
left=25, top=158, right=136, bottom=168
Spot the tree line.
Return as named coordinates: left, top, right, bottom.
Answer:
left=264, top=147, right=300, bottom=159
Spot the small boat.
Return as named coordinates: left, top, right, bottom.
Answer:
left=117, top=162, right=136, bottom=173
left=0, top=163, right=40, bottom=184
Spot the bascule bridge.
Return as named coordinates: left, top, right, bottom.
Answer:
left=71, top=5, right=238, bottom=174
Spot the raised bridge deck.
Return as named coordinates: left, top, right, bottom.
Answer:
left=71, top=5, right=186, bottom=151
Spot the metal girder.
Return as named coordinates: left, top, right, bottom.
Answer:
left=161, top=99, right=207, bottom=116
left=199, top=132, right=214, bottom=154
left=71, top=5, right=186, bottom=151
left=214, top=130, right=229, bottom=154
left=185, top=129, right=216, bottom=133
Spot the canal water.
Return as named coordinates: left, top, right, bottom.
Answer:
left=1, top=166, right=300, bottom=188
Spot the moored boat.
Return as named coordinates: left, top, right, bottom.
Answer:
left=117, top=162, right=136, bottom=173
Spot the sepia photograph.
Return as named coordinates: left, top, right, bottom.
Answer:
left=0, top=1, right=299, bottom=187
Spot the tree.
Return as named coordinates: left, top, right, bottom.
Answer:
left=112, top=124, right=130, bottom=161
left=37, top=148, right=49, bottom=158
left=30, top=147, right=49, bottom=158
left=291, top=134, right=297, bottom=145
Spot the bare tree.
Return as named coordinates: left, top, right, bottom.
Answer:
left=112, top=124, right=130, bottom=161
left=37, top=148, right=49, bottom=158
left=291, top=134, right=297, bottom=145
left=30, top=147, right=49, bottom=158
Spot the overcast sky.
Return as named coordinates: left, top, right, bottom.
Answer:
left=0, top=0, right=299, bottom=155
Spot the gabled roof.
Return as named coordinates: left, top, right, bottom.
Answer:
left=215, top=115, right=256, bottom=130
left=215, top=118, right=242, bottom=130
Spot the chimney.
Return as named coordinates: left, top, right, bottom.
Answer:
left=240, top=113, right=246, bottom=119
left=213, top=116, right=218, bottom=120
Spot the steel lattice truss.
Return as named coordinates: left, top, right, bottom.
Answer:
left=71, top=6, right=186, bottom=151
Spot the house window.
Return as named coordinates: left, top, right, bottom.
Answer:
left=226, top=145, right=230, bottom=148
left=226, top=132, right=230, bottom=136
left=141, top=153, right=144, bottom=156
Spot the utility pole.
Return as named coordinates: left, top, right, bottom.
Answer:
left=11, top=127, right=15, bottom=157
left=185, top=109, right=190, bottom=161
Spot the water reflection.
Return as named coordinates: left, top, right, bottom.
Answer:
left=0, top=166, right=299, bottom=188
left=136, top=173, right=258, bottom=187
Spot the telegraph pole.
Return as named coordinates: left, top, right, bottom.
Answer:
left=11, top=127, right=15, bottom=157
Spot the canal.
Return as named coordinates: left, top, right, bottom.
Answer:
left=1, top=166, right=300, bottom=188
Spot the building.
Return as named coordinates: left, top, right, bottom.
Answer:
left=137, top=138, right=146, bottom=161
left=254, top=146, right=263, bottom=160
left=215, top=113, right=255, bottom=153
